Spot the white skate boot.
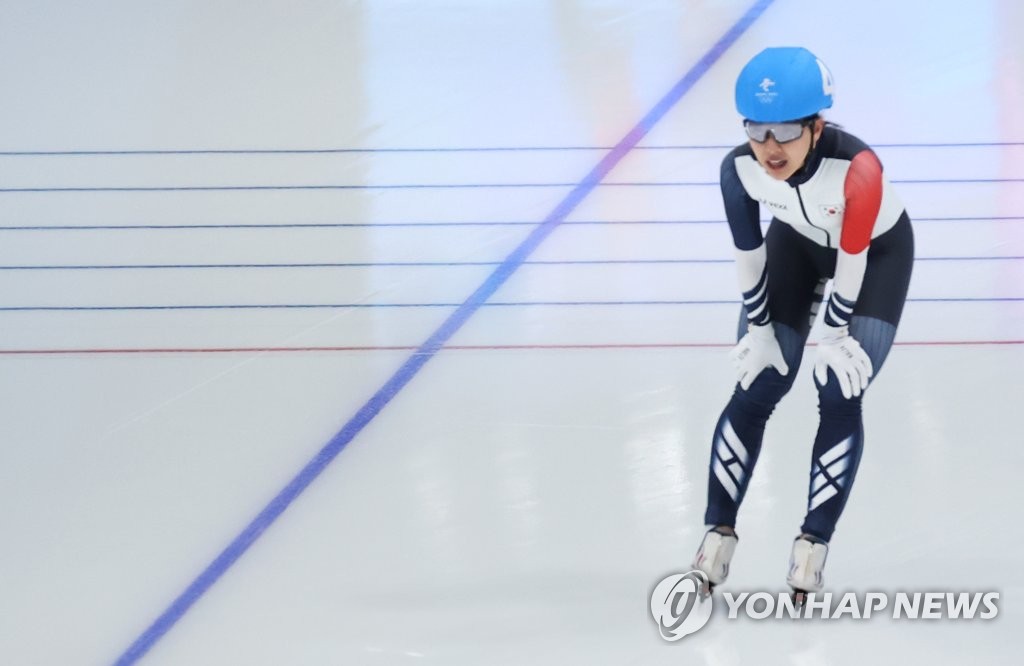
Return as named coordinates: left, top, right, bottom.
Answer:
left=786, top=534, right=829, bottom=605
left=692, top=527, right=738, bottom=593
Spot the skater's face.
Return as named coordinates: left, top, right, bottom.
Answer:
left=747, top=118, right=825, bottom=181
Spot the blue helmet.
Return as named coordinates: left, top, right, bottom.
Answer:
left=735, top=47, right=834, bottom=122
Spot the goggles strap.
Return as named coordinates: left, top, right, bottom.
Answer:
left=796, top=119, right=821, bottom=179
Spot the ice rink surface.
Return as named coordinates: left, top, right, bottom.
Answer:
left=1, top=1, right=1022, bottom=664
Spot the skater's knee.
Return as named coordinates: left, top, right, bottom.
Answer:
left=732, top=372, right=794, bottom=415
left=732, top=322, right=803, bottom=409
left=816, top=379, right=863, bottom=418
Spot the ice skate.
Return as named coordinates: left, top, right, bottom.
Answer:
left=786, top=534, right=828, bottom=607
left=692, top=527, right=738, bottom=597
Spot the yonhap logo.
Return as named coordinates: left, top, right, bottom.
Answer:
left=716, top=591, right=1000, bottom=620
left=649, top=571, right=713, bottom=641
left=648, top=573, right=1001, bottom=642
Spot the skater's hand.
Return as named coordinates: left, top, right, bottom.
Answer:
left=730, top=323, right=789, bottom=390
left=813, top=325, right=873, bottom=399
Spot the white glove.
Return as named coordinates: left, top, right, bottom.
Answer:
left=730, top=324, right=790, bottom=390
left=814, top=325, right=873, bottom=399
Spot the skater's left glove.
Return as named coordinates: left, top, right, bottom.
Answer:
left=813, top=325, right=873, bottom=399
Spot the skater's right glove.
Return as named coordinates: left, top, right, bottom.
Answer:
left=730, top=323, right=790, bottom=390
left=813, top=325, right=873, bottom=399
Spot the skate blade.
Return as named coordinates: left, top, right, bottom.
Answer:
left=791, top=590, right=807, bottom=609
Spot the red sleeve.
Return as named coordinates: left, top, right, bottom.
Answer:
left=840, top=150, right=883, bottom=254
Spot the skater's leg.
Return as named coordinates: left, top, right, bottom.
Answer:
left=703, top=322, right=804, bottom=527
left=704, top=221, right=820, bottom=529
left=799, top=382, right=864, bottom=541
left=800, top=315, right=898, bottom=540
left=800, top=214, right=913, bottom=540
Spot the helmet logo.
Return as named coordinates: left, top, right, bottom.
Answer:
left=755, top=77, right=778, bottom=105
